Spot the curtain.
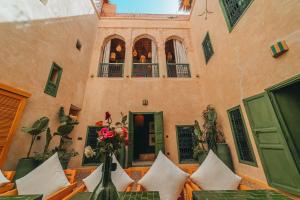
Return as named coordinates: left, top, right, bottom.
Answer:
left=173, top=40, right=188, bottom=77
left=102, top=40, right=111, bottom=77
left=152, top=40, right=158, bottom=77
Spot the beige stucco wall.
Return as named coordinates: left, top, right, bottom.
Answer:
left=69, top=16, right=204, bottom=167
left=189, top=0, right=300, bottom=183
left=0, top=14, right=98, bottom=169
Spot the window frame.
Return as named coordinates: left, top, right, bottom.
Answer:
left=219, top=0, right=254, bottom=32
left=227, top=105, right=257, bottom=167
left=202, top=32, right=214, bottom=64
left=176, top=125, right=198, bottom=164
left=44, top=62, right=63, bottom=97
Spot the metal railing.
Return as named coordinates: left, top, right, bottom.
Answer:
left=98, top=63, right=124, bottom=77
left=132, top=63, right=159, bottom=77
left=167, top=63, right=191, bottom=78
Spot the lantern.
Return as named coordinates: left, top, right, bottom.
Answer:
left=135, top=115, right=144, bottom=127
left=110, top=52, right=116, bottom=61
left=133, top=49, right=138, bottom=57
left=148, top=51, right=152, bottom=59
left=140, top=55, right=146, bottom=63
left=116, top=44, right=122, bottom=52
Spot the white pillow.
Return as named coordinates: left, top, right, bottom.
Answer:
left=0, top=170, right=10, bottom=186
left=16, top=153, right=70, bottom=199
left=190, top=150, right=241, bottom=190
left=138, top=151, right=189, bottom=200
left=83, top=154, right=134, bottom=192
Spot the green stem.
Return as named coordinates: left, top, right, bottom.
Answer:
left=27, top=135, right=36, bottom=158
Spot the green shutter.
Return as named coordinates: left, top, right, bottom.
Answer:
left=82, top=126, right=103, bottom=166
left=44, top=63, right=62, bottom=97
left=154, top=111, right=164, bottom=155
left=202, top=32, right=214, bottom=64
left=127, top=111, right=134, bottom=167
left=219, top=0, right=254, bottom=32
left=244, top=93, right=300, bottom=196
left=227, top=106, right=257, bottom=166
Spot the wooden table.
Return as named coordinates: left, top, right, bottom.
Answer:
left=0, top=195, right=42, bottom=200
left=71, top=192, right=160, bottom=200
left=192, top=190, right=292, bottom=200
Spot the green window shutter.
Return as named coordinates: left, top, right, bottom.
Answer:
left=202, top=32, right=214, bottom=64
left=127, top=111, right=134, bottom=167
left=82, top=126, right=103, bottom=166
left=154, top=111, right=164, bottom=155
left=44, top=62, right=62, bottom=97
left=220, top=0, right=254, bottom=31
left=227, top=106, right=257, bottom=166
left=176, top=125, right=196, bottom=163
left=244, top=93, right=300, bottom=196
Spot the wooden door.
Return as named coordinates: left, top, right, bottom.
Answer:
left=244, top=92, right=300, bottom=196
left=0, top=84, right=30, bottom=167
left=154, top=111, right=164, bottom=155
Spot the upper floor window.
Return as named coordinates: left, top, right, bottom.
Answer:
left=220, top=0, right=254, bottom=31
left=132, top=38, right=159, bottom=78
left=202, top=32, right=214, bottom=64
left=165, top=39, right=190, bottom=78
left=44, top=62, right=62, bottom=97
left=99, top=38, right=125, bottom=77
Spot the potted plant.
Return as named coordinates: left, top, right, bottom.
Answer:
left=34, top=107, right=79, bottom=169
left=14, top=117, right=49, bottom=180
left=193, top=105, right=233, bottom=170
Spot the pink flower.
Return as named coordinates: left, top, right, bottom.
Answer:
left=104, top=131, right=115, bottom=139
left=98, top=127, right=109, bottom=136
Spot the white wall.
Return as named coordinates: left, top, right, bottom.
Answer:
left=0, top=0, right=95, bottom=22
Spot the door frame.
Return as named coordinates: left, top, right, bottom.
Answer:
left=129, top=112, right=156, bottom=164
left=266, top=74, right=300, bottom=172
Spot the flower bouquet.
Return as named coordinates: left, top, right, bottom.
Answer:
left=84, top=112, right=128, bottom=200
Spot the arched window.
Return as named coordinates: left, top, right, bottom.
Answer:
left=165, top=39, right=190, bottom=78
left=99, top=38, right=125, bottom=77
left=132, top=37, right=159, bottom=77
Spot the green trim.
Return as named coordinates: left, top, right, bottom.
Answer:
left=227, top=105, right=257, bottom=167
left=202, top=32, right=214, bottom=64
left=266, top=74, right=300, bottom=172
left=176, top=125, right=197, bottom=164
left=219, top=0, right=255, bottom=33
left=44, top=62, right=62, bottom=97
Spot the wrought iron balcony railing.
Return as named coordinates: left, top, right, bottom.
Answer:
left=167, top=63, right=191, bottom=78
left=132, top=63, right=159, bottom=78
left=98, top=63, right=124, bottom=77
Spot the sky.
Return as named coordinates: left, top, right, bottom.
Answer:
left=109, top=0, right=189, bottom=15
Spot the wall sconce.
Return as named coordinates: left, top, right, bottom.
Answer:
left=142, top=99, right=148, bottom=106
left=271, top=40, right=289, bottom=58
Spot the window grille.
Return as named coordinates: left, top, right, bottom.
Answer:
left=176, top=125, right=196, bottom=163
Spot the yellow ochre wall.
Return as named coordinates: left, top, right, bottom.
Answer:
left=190, top=0, right=300, bottom=183
left=0, top=14, right=98, bottom=169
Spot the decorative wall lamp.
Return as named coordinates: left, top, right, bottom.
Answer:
left=142, top=99, right=148, bottom=106
left=271, top=40, right=289, bottom=58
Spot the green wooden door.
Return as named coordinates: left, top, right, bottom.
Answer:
left=244, top=93, right=300, bottom=196
left=154, top=111, right=164, bottom=155
left=127, top=111, right=134, bottom=167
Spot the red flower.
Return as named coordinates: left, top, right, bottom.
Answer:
left=121, top=127, right=129, bottom=145
left=105, top=112, right=111, bottom=120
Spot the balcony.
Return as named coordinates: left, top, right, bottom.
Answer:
left=98, top=63, right=124, bottom=77
left=132, top=63, right=159, bottom=77
left=167, top=63, right=191, bottom=78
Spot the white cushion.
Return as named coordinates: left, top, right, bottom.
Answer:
left=138, top=151, right=189, bottom=200
left=16, top=153, right=70, bottom=199
left=190, top=150, right=241, bottom=190
left=83, top=154, right=134, bottom=192
left=0, top=170, right=10, bottom=186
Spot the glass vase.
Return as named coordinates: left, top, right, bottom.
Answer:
left=89, top=153, right=120, bottom=200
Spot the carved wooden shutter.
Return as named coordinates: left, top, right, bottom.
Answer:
left=0, top=84, right=30, bottom=167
